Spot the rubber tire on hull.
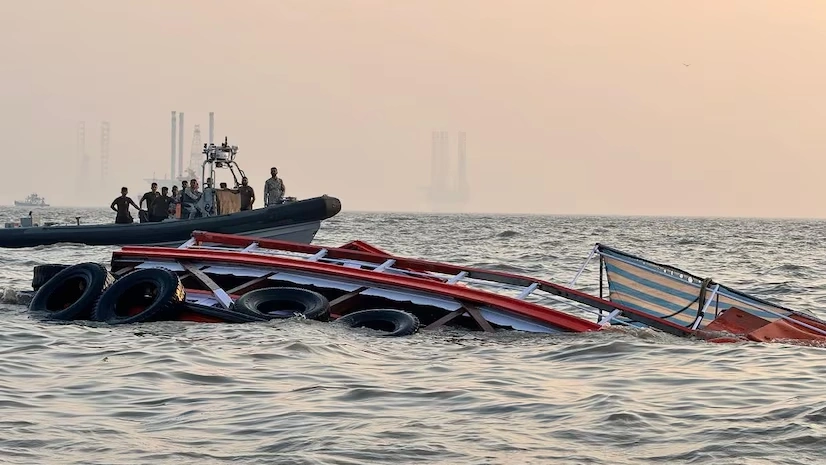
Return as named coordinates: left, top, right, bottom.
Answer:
left=233, top=287, right=330, bottom=321
left=32, top=264, right=70, bottom=291
left=181, top=302, right=269, bottom=324
left=93, top=268, right=185, bottom=325
left=28, top=262, right=114, bottom=321
left=336, top=309, right=420, bottom=337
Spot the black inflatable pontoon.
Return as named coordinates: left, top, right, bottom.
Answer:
left=0, top=195, right=341, bottom=248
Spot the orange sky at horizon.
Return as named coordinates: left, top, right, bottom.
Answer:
left=3, top=1, right=826, bottom=218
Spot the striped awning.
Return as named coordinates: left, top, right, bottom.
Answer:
left=597, top=244, right=809, bottom=330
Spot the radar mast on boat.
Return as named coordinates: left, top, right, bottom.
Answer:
left=201, top=137, right=247, bottom=188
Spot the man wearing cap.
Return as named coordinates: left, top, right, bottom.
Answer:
left=263, top=167, right=286, bottom=207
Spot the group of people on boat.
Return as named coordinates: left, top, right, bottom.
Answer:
left=110, top=167, right=287, bottom=224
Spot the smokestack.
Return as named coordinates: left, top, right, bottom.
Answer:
left=100, top=121, right=110, bottom=183
left=208, top=112, right=214, bottom=144
left=178, top=112, right=184, bottom=178
left=440, top=131, right=449, bottom=191
left=457, top=131, right=467, bottom=197
left=170, top=111, right=177, bottom=180
left=431, top=131, right=438, bottom=193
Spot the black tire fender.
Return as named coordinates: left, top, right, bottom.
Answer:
left=182, top=302, right=269, bottom=324
left=335, top=309, right=420, bottom=337
left=93, top=268, right=185, bottom=324
left=233, top=287, right=330, bottom=321
left=32, top=264, right=70, bottom=291
left=28, top=262, right=114, bottom=321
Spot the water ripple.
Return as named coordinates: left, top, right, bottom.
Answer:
left=1, top=210, right=826, bottom=464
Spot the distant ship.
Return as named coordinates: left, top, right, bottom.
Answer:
left=14, top=193, right=49, bottom=207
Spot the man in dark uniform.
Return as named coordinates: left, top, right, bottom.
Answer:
left=180, top=180, right=193, bottom=218
left=140, top=183, right=160, bottom=211
left=139, top=183, right=160, bottom=223
left=149, top=186, right=173, bottom=222
left=110, top=187, right=141, bottom=224
left=236, top=176, right=255, bottom=210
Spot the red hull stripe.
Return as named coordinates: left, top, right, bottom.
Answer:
left=113, top=247, right=602, bottom=333
left=180, top=231, right=690, bottom=335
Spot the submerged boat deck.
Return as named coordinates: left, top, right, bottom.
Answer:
left=104, top=230, right=826, bottom=343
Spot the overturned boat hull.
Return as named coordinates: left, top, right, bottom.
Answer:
left=106, top=231, right=603, bottom=333
left=25, top=230, right=826, bottom=344
left=0, top=195, right=341, bottom=248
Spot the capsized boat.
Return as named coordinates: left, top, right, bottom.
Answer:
left=24, top=231, right=826, bottom=344
left=26, top=230, right=602, bottom=333
left=0, top=196, right=341, bottom=248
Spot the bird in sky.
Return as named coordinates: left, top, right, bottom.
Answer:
left=683, top=63, right=691, bottom=67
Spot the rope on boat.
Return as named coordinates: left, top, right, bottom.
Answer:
left=658, top=276, right=714, bottom=326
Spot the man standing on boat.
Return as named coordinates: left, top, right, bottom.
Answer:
left=110, top=187, right=142, bottom=224
left=139, top=183, right=160, bottom=210
left=264, top=167, right=285, bottom=207
left=201, top=177, right=216, bottom=216
left=139, top=182, right=160, bottom=223
left=186, top=178, right=207, bottom=219
left=169, top=185, right=180, bottom=219
left=180, top=180, right=192, bottom=218
left=149, top=186, right=173, bottom=222
left=235, top=176, right=255, bottom=211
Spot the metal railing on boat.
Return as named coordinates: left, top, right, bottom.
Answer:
left=172, top=233, right=639, bottom=329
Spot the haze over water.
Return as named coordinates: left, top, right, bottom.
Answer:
left=3, top=1, right=826, bottom=464
left=1, top=209, right=824, bottom=464
left=4, top=1, right=826, bottom=218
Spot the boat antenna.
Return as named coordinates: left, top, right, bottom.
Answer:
left=201, top=137, right=246, bottom=188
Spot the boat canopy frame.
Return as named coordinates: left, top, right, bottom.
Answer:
left=568, top=243, right=826, bottom=338
left=113, top=231, right=711, bottom=335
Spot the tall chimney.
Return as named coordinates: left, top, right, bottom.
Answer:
left=208, top=112, right=214, bottom=144
left=440, top=131, right=449, bottom=192
left=431, top=131, right=438, bottom=194
left=457, top=131, right=467, bottom=198
left=178, top=112, right=184, bottom=178
left=170, top=111, right=177, bottom=180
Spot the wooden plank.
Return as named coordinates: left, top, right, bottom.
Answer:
left=226, top=272, right=278, bottom=294
left=113, top=266, right=134, bottom=277
left=329, top=286, right=368, bottom=316
left=179, top=261, right=233, bottom=309
left=463, top=302, right=496, bottom=332
left=329, top=286, right=368, bottom=307
left=423, top=308, right=468, bottom=331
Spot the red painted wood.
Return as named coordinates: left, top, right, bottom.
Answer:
left=172, top=231, right=689, bottom=335
left=114, top=246, right=602, bottom=332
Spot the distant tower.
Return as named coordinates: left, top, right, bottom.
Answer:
left=189, top=124, right=203, bottom=177
left=427, top=130, right=469, bottom=211
left=430, top=131, right=440, bottom=195
left=430, top=130, right=449, bottom=197
left=170, top=111, right=177, bottom=180
left=208, top=112, right=215, bottom=144
left=100, top=121, right=110, bottom=183
left=456, top=131, right=468, bottom=201
left=77, top=121, right=87, bottom=194
left=439, top=131, right=449, bottom=193
left=177, top=112, right=184, bottom=178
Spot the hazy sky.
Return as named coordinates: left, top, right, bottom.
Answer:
left=3, top=1, right=826, bottom=217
